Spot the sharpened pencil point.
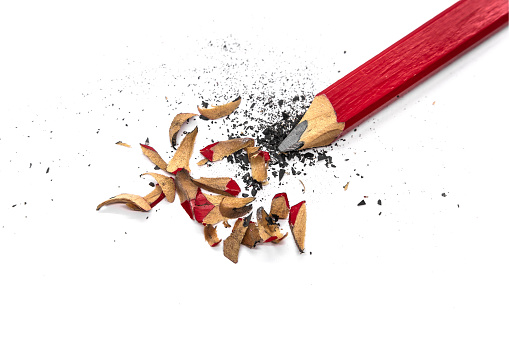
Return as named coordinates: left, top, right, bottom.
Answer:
left=278, top=95, right=344, bottom=152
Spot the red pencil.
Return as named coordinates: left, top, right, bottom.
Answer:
left=278, top=0, right=508, bottom=152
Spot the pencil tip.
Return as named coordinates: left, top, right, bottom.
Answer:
left=278, top=120, right=307, bottom=153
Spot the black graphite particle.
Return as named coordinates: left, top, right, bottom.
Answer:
left=357, top=200, right=366, bottom=206
left=46, top=167, right=50, bottom=174
left=442, top=193, right=447, bottom=197
left=145, top=137, right=150, bottom=145
left=377, top=199, right=382, bottom=205
left=201, top=101, right=209, bottom=108
left=149, top=182, right=155, bottom=187
left=199, top=115, right=209, bottom=121
left=154, top=165, right=160, bottom=170
left=278, top=168, right=285, bottom=182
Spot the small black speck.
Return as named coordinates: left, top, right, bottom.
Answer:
left=199, top=115, right=209, bottom=121
left=357, top=200, right=366, bottom=206
left=12, top=204, right=16, bottom=208
left=442, top=193, right=447, bottom=197
left=149, top=182, right=155, bottom=187
left=377, top=199, right=382, bottom=205
left=46, top=167, right=50, bottom=174
left=379, top=212, right=382, bottom=216
left=154, top=165, right=160, bottom=170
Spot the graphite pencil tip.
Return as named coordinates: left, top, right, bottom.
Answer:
left=277, top=121, right=306, bottom=153
left=277, top=95, right=344, bottom=152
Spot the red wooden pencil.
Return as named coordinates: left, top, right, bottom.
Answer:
left=278, top=0, right=508, bottom=152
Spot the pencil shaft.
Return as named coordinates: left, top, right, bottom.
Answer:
left=320, top=0, right=508, bottom=134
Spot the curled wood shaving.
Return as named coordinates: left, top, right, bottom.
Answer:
left=269, top=193, right=290, bottom=219
left=116, top=141, right=131, bottom=148
left=248, top=148, right=269, bottom=185
left=169, top=113, right=197, bottom=147
left=223, top=217, right=250, bottom=264
left=96, top=193, right=151, bottom=211
left=175, top=169, right=199, bottom=219
left=167, top=126, right=198, bottom=174
left=191, top=177, right=241, bottom=196
left=200, top=138, right=254, bottom=162
left=140, top=144, right=168, bottom=171
left=142, top=172, right=176, bottom=203
left=241, top=220, right=262, bottom=248
left=127, top=184, right=164, bottom=211
left=197, top=96, right=241, bottom=120
left=289, top=201, right=307, bottom=253
left=204, top=224, right=221, bottom=247
left=256, top=206, right=285, bottom=243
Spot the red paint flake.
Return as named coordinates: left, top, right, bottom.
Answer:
left=273, top=192, right=289, bottom=208
left=140, top=143, right=156, bottom=152
left=225, top=179, right=241, bottom=196
left=149, top=192, right=166, bottom=208
left=194, top=189, right=209, bottom=206
left=171, top=167, right=184, bottom=175
left=194, top=204, right=215, bottom=223
left=181, top=200, right=194, bottom=220
left=264, top=236, right=278, bottom=243
left=260, top=150, right=270, bottom=162
left=289, top=201, right=305, bottom=226
left=200, top=142, right=219, bottom=161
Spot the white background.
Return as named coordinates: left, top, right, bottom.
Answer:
left=1, top=0, right=508, bottom=338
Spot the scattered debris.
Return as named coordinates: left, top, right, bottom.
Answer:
left=357, top=200, right=366, bottom=206
left=116, top=141, right=131, bottom=148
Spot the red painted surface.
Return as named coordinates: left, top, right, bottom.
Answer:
left=260, top=151, right=270, bottom=162
left=200, top=142, right=219, bottom=161
left=194, top=189, right=209, bottom=206
left=318, top=0, right=508, bottom=135
left=194, top=204, right=215, bottom=223
left=149, top=192, right=166, bottom=208
left=289, top=201, right=305, bottom=227
left=171, top=167, right=184, bottom=175
left=211, top=240, right=222, bottom=247
left=273, top=193, right=289, bottom=208
left=181, top=200, right=194, bottom=220
left=264, top=236, right=278, bottom=243
left=225, top=179, right=241, bottom=196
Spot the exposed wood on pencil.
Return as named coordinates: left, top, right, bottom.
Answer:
left=278, top=95, right=344, bottom=152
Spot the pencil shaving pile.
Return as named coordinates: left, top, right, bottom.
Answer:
left=97, top=97, right=307, bottom=263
